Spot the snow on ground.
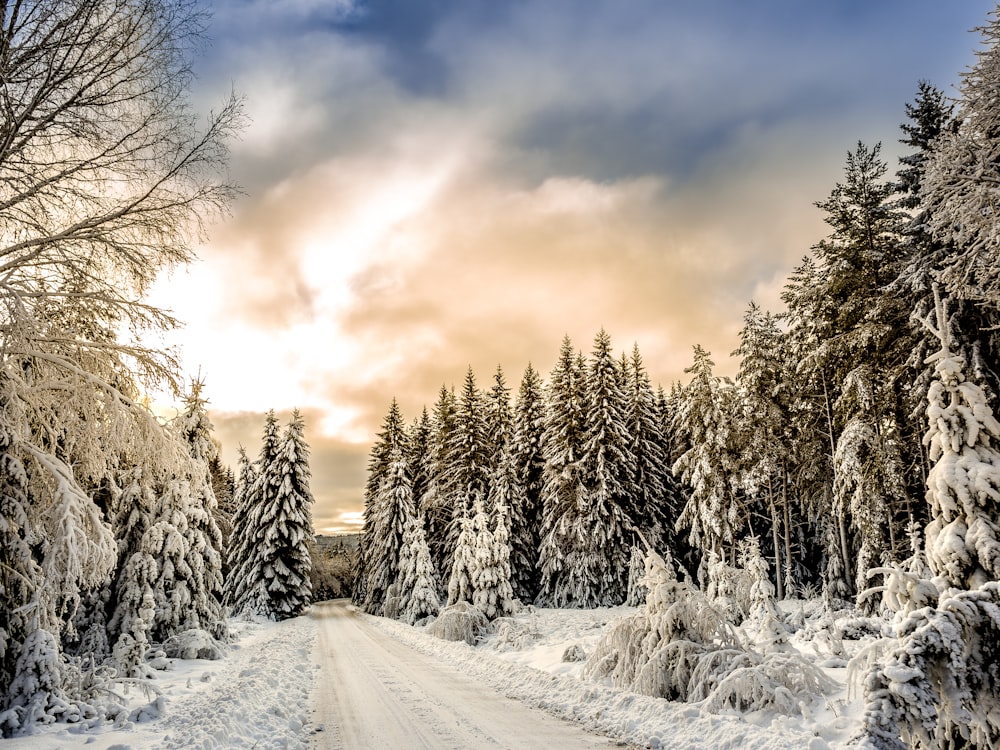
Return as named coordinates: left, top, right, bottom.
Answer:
left=1, top=616, right=316, bottom=750
left=1, top=599, right=874, bottom=749
left=369, top=603, right=865, bottom=750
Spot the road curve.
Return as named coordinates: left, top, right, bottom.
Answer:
left=309, top=600, right=621, bottom=749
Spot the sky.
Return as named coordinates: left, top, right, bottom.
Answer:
left=148, top=0, right=997, bottom=534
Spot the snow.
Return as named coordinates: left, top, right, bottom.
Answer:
left=2, top=617, right=315, bottom=750
left=4, top=599, right=879, bottom=749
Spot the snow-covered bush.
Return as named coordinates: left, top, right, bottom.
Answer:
left=426, top=601, right=488, bottom=645
left=585, top=547, right=834, bottom=715
left=162, top=629, right=225, bottom=661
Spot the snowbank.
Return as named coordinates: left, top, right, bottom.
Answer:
left=1, top=616, right=316, bottom=750
left=369, top=605, right=848, bottom=749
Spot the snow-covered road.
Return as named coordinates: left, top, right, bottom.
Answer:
left=310, top=600, right=621, bottom=749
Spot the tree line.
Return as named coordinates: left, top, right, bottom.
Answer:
left=358, top=27, right=1000, bottom=624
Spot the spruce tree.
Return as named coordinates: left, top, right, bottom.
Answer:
left=421, top=387, right=458, bottom=584
left=444, top=369, right=491, bottom=568
left=397, top=513, right=440, bottom=625
left=362, top=444, right=414, bottom=616
left=229, top=411, right=282, bottom=617
left=673, top=346, right=740, bottom=563
left=537, top=336, right=588, bottom=606
left=223, top=447, right=255, bottom=608
left=624, top=344, right=678, bottom=559
left=257, top=410, right=314, bottom=619
left=577, top=329, right=635, bottom=604
left=509, top=363, right=546, bottom=603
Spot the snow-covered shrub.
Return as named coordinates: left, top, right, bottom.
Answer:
left=426, top=601, right=488, bottom=645
left=562, top=644, right=587, bottom=662
left=701, top=650, right=835, bottom=715
left=487, top=615, right=540, bottom=652
left=856, top=583, right=1000, bottom=749
left=162, top=629, right=225, bottom=661
left=585, top=548, right=834, bottom=715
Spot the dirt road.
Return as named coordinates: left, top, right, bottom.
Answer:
left=310, top=600, right=620, bottom=749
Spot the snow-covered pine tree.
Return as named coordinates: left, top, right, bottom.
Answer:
left=624, top=344, right=678, bottom=560
left=173, top=380, right=226, bottom=635
left=921, top=295, right=1000, bottom=589
left=576, top=329, right=636, bottom=605
left=406, top=408, right=433, bottom=522
left=229, top=411, right=281, bottom=617
left=359, top=401, right=411, bottom=614
left=509, top=363, right=546, bottom=603
left=673, top=346, right=741, bottom=564
left=420, top=386, right=458, bottom=586
left=363, top=445, right=415, bottom=616
left=0, top=417, right=38, bottom=704
left=486, top=444, right=525, bottom=609
left=833, top=373, right=904, bottom=614
left=857, top=290, right=1000, bottom=749
left=733, top=304, right=796, bottom=599
left=223, top=447, right=255, bottom=607
left=444, top=369, right=491, bottom=559
left=256, top=409, right=314, bottom=620
left=397, top=514, right=440, bottom=625
left=922, top=10, right=1000, bottom=311
left=447, top=515, right=476, bottom=606
left=471, top=491, right=515, bottom=620
left=485, top=366, right=513, bottom=492
left=537, top=337, right=589, bottom=606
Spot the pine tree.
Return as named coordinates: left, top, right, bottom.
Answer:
left=537, top=336, right=589, bottom=606
left=174, top=380, right=226, bottom=635
left=673, top=346, right=741, bottom=563
left=733, top=304, right=796, bottom=599
left=486, top=366, right=513, bottom=483
left=922, top=12, right=1000, bottom=310
left=256, top=410, right=314, bottom=620
left=229, top=411, right=282, bottom=617
left=443, top=369, right=491, bottom=571
left=510, top=363, right=546, bottom=603
left=421, top=387, right=458, bottom=584
left=223, top=447, right=255, bottom=608
left=474, top=470, right=516, bottom=619
left=576, top=329, right=636, bottom=604
left=921, top=294, right=1000, bottom=589
left=624, top=344, right=678, bottom=559
left=447, top=515, right=476, bottom=606
left=362, top=446, right=414, bottom=616
left=358, top=400, right=411, bottom=613
left=397, top=514, right=440, bottom=625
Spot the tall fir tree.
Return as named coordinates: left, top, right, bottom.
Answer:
left=421, top=386, right=458, bottom=585
left=256, top=409, right=314, bottom=620
left=229, top=411, right=282, bottom=617
left=537, top=336, right=589, bottom=606
left=223, top=447, right=255, bottom=608
left=673, top=346, right=741, bottom=568
left=509, top=363, right=546, bottom=602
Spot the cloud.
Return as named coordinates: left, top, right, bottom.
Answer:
left=153, top=0, right=996, bottom=531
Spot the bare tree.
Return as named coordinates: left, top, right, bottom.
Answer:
left=0, top=0, right=241, bottom=733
